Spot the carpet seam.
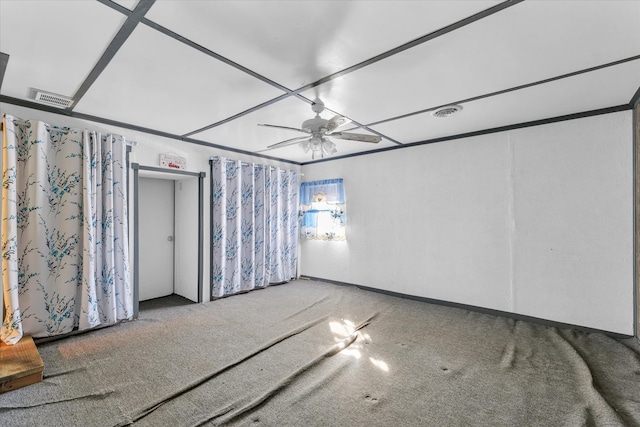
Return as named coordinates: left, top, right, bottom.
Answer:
left=113, top=315, right=329, bottom=426
left=200, top=313, right=379, bottom=426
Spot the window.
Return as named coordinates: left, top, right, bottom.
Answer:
left=299, top=178, right=346, bottom=240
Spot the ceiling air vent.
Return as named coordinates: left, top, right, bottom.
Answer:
left=28, top=88, right=73, bottom=108
left=431, top=104, right=463, bottom=118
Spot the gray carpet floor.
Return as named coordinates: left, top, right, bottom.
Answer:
left=1, top=279, right=639, bottom=426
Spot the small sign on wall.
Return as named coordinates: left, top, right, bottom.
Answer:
left=160, top=153, right=186, bottom=170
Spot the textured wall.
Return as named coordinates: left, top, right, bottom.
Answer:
left=300, top=111, right=634, bottom=334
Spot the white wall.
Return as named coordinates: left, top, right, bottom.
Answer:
left=300, top=112, right=634, bottom=335
left=1, top=104, right=633, bottom=333
left=0, top=103, right=300, bottom=304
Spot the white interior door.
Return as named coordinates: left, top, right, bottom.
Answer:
left=139, top=177, right=175, bottom=301
left=174, top=178, right=199, bottom=302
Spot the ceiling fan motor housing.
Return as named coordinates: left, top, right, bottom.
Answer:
left=302, top=116, right=330, bottom=133
left=311, top=99, right=325, bottom=114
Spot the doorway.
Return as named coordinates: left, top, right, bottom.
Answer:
left=132, top=164, right=205, bottom=318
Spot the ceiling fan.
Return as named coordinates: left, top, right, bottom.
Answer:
left=258, top=99, right=381, bottom=159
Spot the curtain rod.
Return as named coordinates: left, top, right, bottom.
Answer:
left=0, top=118, right=138, bottom=146
left=209, top=156, right=278, bottom=168
left=209, top=156, right=304, bottom=175
left=5, top=119, right=70, bottom=134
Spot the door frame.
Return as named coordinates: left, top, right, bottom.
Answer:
left=132, top=163, right=205, bottom=317
left=634, top=102, right=639, bottom=340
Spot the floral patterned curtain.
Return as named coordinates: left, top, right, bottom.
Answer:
left=210, top=157, right=299, bottom=298
left=1, top=115, right=132, bottom=344
left=299, top=178, right=346, bottom=241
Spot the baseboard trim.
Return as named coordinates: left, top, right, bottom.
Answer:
left=300, top=276, right=633, bottom=340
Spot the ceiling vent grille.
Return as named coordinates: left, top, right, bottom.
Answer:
left=28, top=88, right=73, bottom=108
left=431, top=104, right=463, bottom=118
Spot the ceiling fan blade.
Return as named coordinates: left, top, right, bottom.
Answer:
left=328, top=132, right=381, bottom=143
left=325, top=115, right=351, bottom=132
left=259, top=135, right=311, bottom=152
left=257, top=123, right=310, bottom=134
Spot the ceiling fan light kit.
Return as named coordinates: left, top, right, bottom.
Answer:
left=258, top=98, right=381, bottom=159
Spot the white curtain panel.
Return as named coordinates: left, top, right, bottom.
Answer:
left=1, top=115, right=132, bottom=344
left=211, top=157, right=299, bottom=298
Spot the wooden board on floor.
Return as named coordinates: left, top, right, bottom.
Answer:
left=0, top=336, right=44, bottom=393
